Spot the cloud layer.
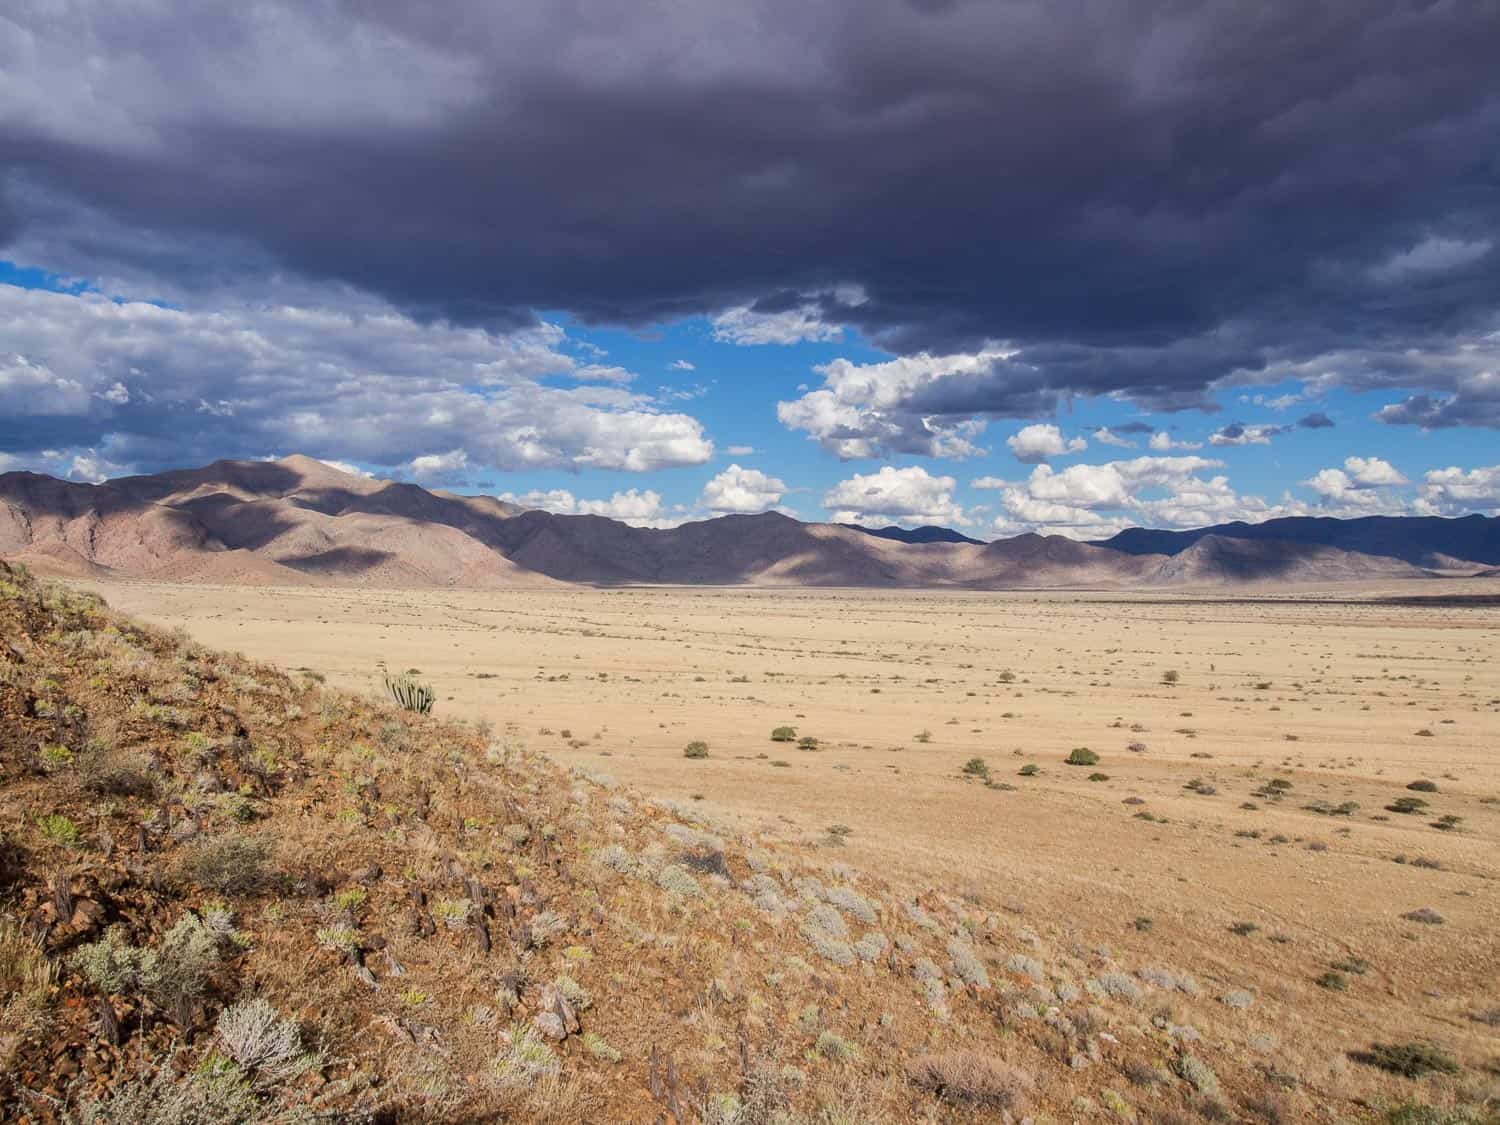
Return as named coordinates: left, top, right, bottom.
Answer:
left=3, top=0, right=1497, bottom=431
left=0, top=285, right=712, bottom=476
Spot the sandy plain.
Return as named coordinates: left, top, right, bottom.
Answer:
left=74, top=576, right=1500, bottom=1092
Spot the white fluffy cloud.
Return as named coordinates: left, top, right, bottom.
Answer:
left=1092, top=427, right=1136, bottom=448
left=987, top=454, right=1294, bottom=537
left=1148, top=431, right=1203, bottom=451
left=1420, top=464, right=1500, bottom=511
left=497, top=487, right=675, bottom=527
left=1208, top=423, right=1283, bottom=446
left=712, top=304, right=843, bottom=346
left=0, top=283, right=713, bottom=476
left=823, top=465, right=967, bottom=527
left=711, top=285, right=865, bottom=346
left=1305, top=455, right=1408, bottom=503
left=1006, top=423, right=1086, bottom=463
left=778, top=347, right=1011, bottom=459
left=700, top=464, right=787, bottom=513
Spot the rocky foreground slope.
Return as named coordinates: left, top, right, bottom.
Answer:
left=0, top=456, right=1474, bottom=589
left=1, top=561, right=1490, bottom=1123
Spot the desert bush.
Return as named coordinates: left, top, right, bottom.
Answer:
left=1065, top=748, right=1099, bottom=766
left=947, top=939, right=990, bottom=990
left=797, top=735, right=820, bottom=750
left=656, top=864, right=703, bottom=897
left=1018, top=763, right=1040, bottom=777
left=73, top=913, right=223, bottom=1026
left=383, top=672, right=434, bottom=715
left=1362, top=1042, right=1459, bottom=1078
left=180, top=834, right=272, bottom=895
left=73, top=1064, right=261, bottom=1124
left=1, top=920, right=57, bottom=1062
left=36, top=813, right=81, bottom=848
left=770, top=726, right=796, bottom=742
left=1162, top=669, right=1180, bottom=684
left=908, top=1050, right=1033, bottom=1110
left=1174, top=1054, right=1220, bottom=1095
left=80, top=750, right=158, bottom=797
left=1401, top=907, right=1444, bottom=925
left=962, top=757, right=989, bottom=779
left=1407, top=780, right=1438, bottom=792
left=215, top=997, right=319, bottom=1086
left=683, top=741, right=709, bottom=759
left=1389, top=797, right=1429, bottom=814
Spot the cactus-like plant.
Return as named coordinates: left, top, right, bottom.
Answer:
left=383, top=673, right=434, bottom=715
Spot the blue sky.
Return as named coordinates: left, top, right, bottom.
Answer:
left=2, top=1, right=1498, bottom=537
left=3, top=259, right=1495, bottom=539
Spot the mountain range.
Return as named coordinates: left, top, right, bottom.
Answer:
left=1, top=455, right=1495, bottom=589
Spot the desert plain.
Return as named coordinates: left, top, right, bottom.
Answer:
left=73, top=574, right=1500, bottom=1102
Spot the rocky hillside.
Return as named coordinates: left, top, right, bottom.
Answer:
left=5, top=560, right=1480, bottom=1122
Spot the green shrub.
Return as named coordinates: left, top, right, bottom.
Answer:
left=683, top=741, right=709, bottom=759
left=797, top=736, right=819, bottom=751
left=36, top=813, right=81, bottom=847
left=180, top=834, right=271, bottom=895
left=962, top=757, right=989, bottom=779
left=771, top=726, right=797, bottom=742
left=1363, top=1042, right=1459, bottom=1078
left=1065, top=748, right=1099, bottom=767
left=1018, top=763, right=1040, bottom=777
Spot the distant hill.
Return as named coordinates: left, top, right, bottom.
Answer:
left=842, top=523, right=986, bottom=546
left=2, top=455, right=1493, bottom=589
left=1142, top=534, right=1428, bottom=585
left=1096, top=514, right=1500, bottom=568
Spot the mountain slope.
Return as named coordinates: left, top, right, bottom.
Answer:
left=1142, top=534, right=1429, bottom=585
left=1, top=559, right=1303, bottom=1121
left=1097, top=514, right=1500, bottom=568
left=2, top=456, right=1487, bottom=590
left=842, top=523, right=987, bottom=546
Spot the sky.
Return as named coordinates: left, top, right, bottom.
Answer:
left=1, top=1, right=1499, bottom=539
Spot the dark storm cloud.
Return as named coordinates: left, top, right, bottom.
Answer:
left=1297, top=412, right=1335, bottom=429
left=3, top=0, right=1499, bottom=418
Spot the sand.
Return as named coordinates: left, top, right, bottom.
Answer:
left=78, top=576, right=1500, bottom=1077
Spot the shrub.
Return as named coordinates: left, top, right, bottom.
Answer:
left=1065, top=747, right=1099, bottom=767
left=0, top=920, right=56, bottom=1060
left=1018, top=763, right=1040, bottom=777
left=80, top=751, right=157, bottom=797
left=1362, top=1042, right=1459, bottom=1078
left=947, top=939, right=989, bottom=990
left=1229, top=921, right=1259, bottom=937
left=962, top=757, right=989, bottom=779
left=771, top=726, right=797, bottom=742
left=180, top=834, right=271, bottom=895
left=683, top=741, right=709, bottom=759
left=1316, top=971, right=1348, bottom=991
left=1088, top=772, right=1110, bottom=782
left=36, top=813, right=81, bottom=848
left=1162, top=669, right=1180, bottom=684
left=1406, top=780, right=1438, bottom=792
left=73, top=913, right=223, bottom=1026
left=797, top=735, right=820, bottom=750
left=1389, top=797, right=1428, bottom=814
left=1401, top=907, right=1444, bottom=925
left=382, top=672, right=434, bottom=715
left=215, top=997, right=319, bottom=1085
left=908, top=1051, right=1033, bottom=1109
